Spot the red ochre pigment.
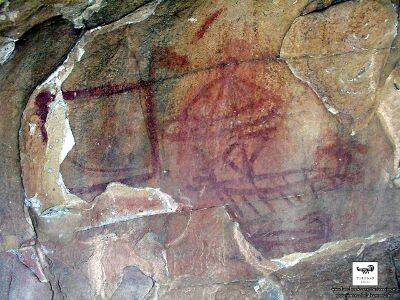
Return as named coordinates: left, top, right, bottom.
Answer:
left=35, top=90, right=55, bottom=143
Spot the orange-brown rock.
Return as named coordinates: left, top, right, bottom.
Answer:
left=1, top=0, right=400, bottom=298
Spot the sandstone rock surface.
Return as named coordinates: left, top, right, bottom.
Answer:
left=1, top=0, right=400, bottom=299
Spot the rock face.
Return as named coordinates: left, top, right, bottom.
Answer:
left=0, top=16, right=81, bottom=252
left=1, top=0, right=400, bottom=299
left=281, top=0, right=396, bottom=131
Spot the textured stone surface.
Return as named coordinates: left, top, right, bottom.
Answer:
left=281, top=0, right=397, bottom=131
left=86, top=0, right=151, bottom=27
left=0, top=16, right=81, bottom=251
left=1, top=0, right=400, bottom=299
left=0, top=252, right=53, bottom=299
left=274, top=236, right=400, bottom=299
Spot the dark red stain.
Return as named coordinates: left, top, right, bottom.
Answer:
left=151, top=46, right=189, bottom=74
left=159, top=44, right=367, bottom=215
left=63, top=46, right=189, bottom=193
left=142, top=46, right=189, bottom=178
left=139, top=79, right=161, bottom=176
left=192, top=8, right=224, bottom=43
left=162, top=68, right=282, bottom=141
left=54, top=34, right=373, bottom=263
left=62, top=81, right=144, bottom=101
left=61, top=40, right=367, bottom=224
left=312, top=134, right=366, bottom=189
left=247, top=211, right=333, bottom=257
left=62, top=47, right=188, bottom=101
left=35, top=91, right=55, bottom=143
left=159, top=50, right=293, bottom=215
left=222, top=137, right=367, bottom=223
left=63, top=63, right=366, bottom=206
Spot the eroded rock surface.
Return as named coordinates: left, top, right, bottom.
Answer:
left=281, top=0, right=397, bottom=131
left=0, top=16, right=81, bottom=251
left=1, top=0, right=400, bottom=299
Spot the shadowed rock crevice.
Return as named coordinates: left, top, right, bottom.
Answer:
left=301, top=0, right=351, bottom=15
left=85, top=0, right=155, bottom=29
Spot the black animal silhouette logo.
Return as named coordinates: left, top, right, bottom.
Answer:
left=357, top=265, right=374, bottom=274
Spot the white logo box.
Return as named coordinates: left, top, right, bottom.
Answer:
left=352, top=262, right=378, bottom=286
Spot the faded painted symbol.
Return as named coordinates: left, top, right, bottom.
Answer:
left=162, top=55, right=365, bottom=215
left=192, top=8, right=225, bottom=43
left=241, top=211, right=333, bottom=257
left=60, top=44, right=365, bottom=211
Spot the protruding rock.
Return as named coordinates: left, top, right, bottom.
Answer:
left=281, top=0, right=397, bottom=131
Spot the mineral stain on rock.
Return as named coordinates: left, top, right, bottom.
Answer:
left=6, top=0, right=400, bottom=298
left=192, top=7, right=225, bottom=43
left=34, top=91, right=55, bottom=143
